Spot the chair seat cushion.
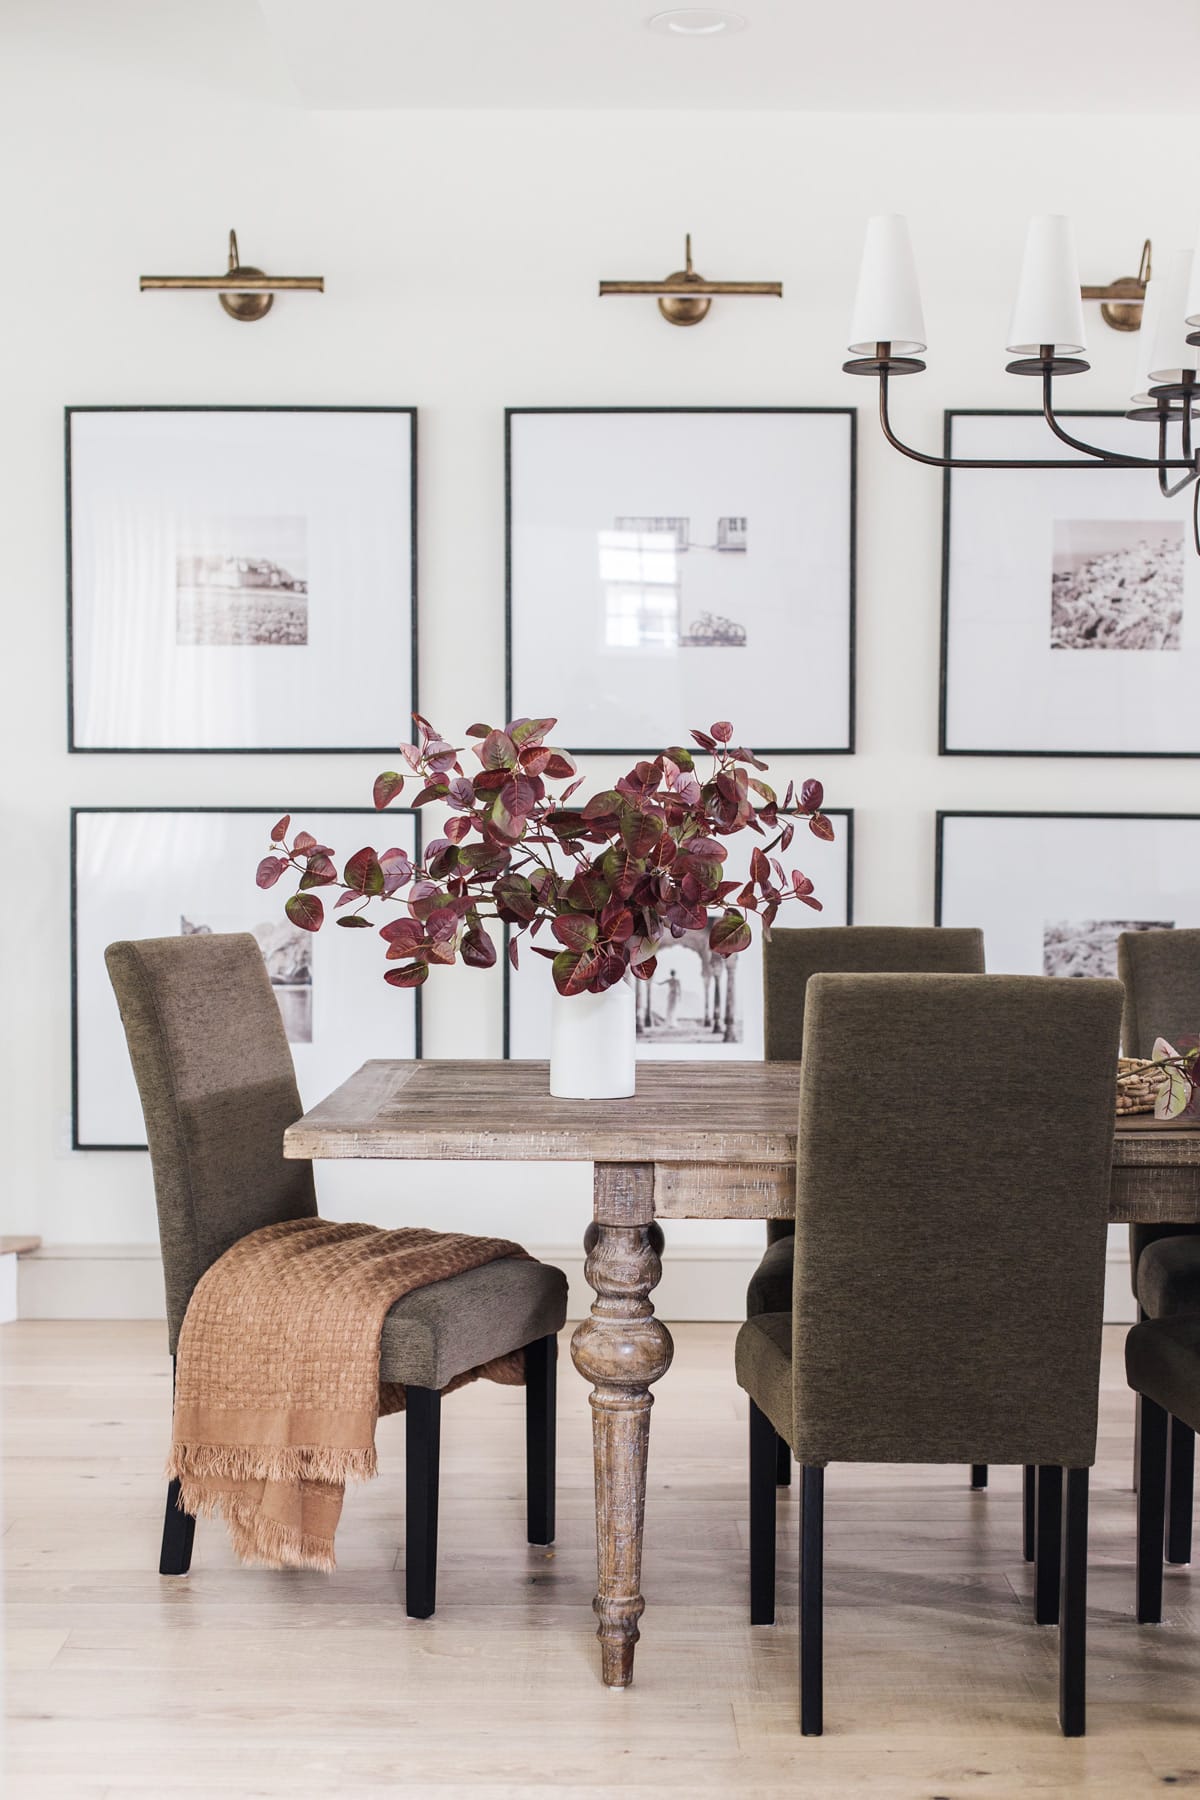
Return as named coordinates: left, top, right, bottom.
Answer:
left=379, top=1255, right=567, bottom=1390
left=1135, top=1234, right=1200, bottom=1319
left=1126, top=1316, right=1200, bottom=1433
left=746, top=1235, right=794, bottom=1317
left=734, top=1311, right=794, bottom=1448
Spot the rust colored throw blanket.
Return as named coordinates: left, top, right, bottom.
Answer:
left=168, top=1217, right=528, bottom=1572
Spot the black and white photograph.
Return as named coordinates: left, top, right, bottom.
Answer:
left=507, top=409, right=855, bottom=753
left=1050, top=519, right=1183, bottom=653
left=1042, top=918, right=1175, bottom=978
left=67, top=407, right=416, bottom=751
left=176, top=517, right=309, bottom=648
left=71, top=807, right=420, bottom=1149
left=942, top=412, right=1200, bottom=754
left=937, top=812, right=1200, bottom=973
left=504, top=811, right=852, bottom=1061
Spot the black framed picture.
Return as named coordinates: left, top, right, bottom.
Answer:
left=506, top=407, right=856, bottom=755
left=71, top=806, right=421, bottom=1149
left=66, top=406, right=417, bottom=752
left=936, top=810, right=1200, bottom=974
left=941, top=410, right=1200, bottom=757
left=503, top=809, right=854, bottom=1060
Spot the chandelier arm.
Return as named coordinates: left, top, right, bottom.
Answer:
left=1154, top=407, right=1200, bottom=497
left=1039, top=369, right=1182, bottom=468
left=876, top=372, right=1160, bottom=471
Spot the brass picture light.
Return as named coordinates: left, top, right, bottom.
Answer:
left=140, top=230, right=324, bottom=322
left=599, top=234, right=782, bottom=327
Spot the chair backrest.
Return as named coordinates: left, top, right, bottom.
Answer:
left=1118, top=929, right=1200, bottom=1058
left=105, top=933, right=318, bottom=1350
left=764, top=926, right=986, bottom=1060
left=792, top=972, right=1121, bottom=1468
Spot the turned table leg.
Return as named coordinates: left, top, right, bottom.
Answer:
left=571, top=1163, right=674, bottom=1688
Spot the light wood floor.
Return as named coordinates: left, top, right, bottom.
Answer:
left=3, top=1321, right=1199, bottom=1798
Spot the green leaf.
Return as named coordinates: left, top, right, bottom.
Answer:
left=709, top=910, right=752, bottom=957
left=373, top=771, right=405, bottom=810
left=343, top=847, right=385, bottom=896
left=285, top=892, right=324, bottom=932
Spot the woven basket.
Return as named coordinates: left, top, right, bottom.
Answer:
left=1116, top=1057, right=1168, bottom=1116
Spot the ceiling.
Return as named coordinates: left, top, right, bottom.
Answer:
left=255, top=0, right=1200, bottom=112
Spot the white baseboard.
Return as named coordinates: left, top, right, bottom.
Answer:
left=16, top=1241, right=1140, bottom=1326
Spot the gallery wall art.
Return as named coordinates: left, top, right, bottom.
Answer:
left=506, top=408, right=856, bottom=754
left=503, top=810, right=853, bottom=1061
left=941, top=411, right=1200, bottom=757
left=67, top=407, right=416, bottom=752
left=935, top=812, right=1200, bottom=979
left=71, top=808, right=420, bottom=1149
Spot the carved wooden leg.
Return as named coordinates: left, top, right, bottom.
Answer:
left=572, top=1164, right=674, bottom=1688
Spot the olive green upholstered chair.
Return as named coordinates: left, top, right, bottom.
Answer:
left=1127, top=1316, right=1200, bottom=1625
left=751, top=926, right=986, bottom=1485
left=105, top=933, right=567, bottom=1617
left=736, top=972, right=1122, bottom=1737
left=1119, top=929, right=1200, bottom=1566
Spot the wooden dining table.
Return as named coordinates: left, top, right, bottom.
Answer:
left=283, top=1057, right=1200, bottom=1689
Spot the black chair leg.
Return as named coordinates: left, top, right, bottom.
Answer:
left=1022, top=1464, right=1036, bottom=1562
left=970, top=1464, right=988, bottom=1489
left=1034, top=1465, right=1063, bottom=1625
left=405, top=1386, right=441, bottom=1620
left=749, top=1401, right=778, bottom=1625
left=524, top=1333, right=557, bottom=1546
left=1165, top=1416, right=1194, bottom=1567
left=159, top=1477, right=196, bottom=1576
left=776, top=1436, right=792, bottom=1487
left=799, top=1466, right=824, bottom=1736
left=1134, top=1304, right=1148, bottom=1493
left=1136, top=1393, right=1168, bottom=1624
left=1058, top=1467, right=1088, bottom=1738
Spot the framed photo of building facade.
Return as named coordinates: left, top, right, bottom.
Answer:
left=936, top=811, right=1200, bottom=975
left=71, top=807, right=421, bottom=1149
left=941, top=411, right=1200, bottom=756
left=67, top=407, right=416, bottom=752
left=506, top=408, right=856, bottom=754
left=503, top=810, right=853, bottom=1061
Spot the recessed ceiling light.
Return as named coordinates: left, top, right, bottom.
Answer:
left=647, top=9, right=748, bottom=35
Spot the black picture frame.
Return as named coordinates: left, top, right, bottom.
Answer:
left=505, top=406, right=857, bottom=756
left=65, top=405, right=418, bottom=754
left=940, top=409, right=1199, bottom=759
left=501, top=807, right=855, bottom=1057
left=70, top=805, right=423, bottom=1151
left=935, top=809, right=1200, bottom=972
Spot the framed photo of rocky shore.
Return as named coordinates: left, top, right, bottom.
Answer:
left=936, top=811, right=1200, bottom=975
left=506, top=408, right=856, bottom=754
left=71, top=807, right=420, bottom=1149
left=941, top=411, right=1200, bottom=756
left=66, top=407, right=416, bottom=752
left=502, top=810, right=853, bottom=1061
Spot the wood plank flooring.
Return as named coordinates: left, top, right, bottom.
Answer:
left=3, top=1321, right=1199, bottom=1797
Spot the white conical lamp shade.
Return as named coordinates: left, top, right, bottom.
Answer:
left=1129, top=277, right=1164, bottom=407
left=1146, top=248, right=1197, bottom=384
left=1185, top=244, right=1200, bottom=329
left=847, top=215, right=926, bottom=357
left=1006, top=215, right=1086, bottom=357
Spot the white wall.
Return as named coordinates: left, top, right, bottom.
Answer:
left=2, top=11, right=1195, bottom=1305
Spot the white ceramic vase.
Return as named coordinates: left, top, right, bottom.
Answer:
left=549, top=979, right=636, bottom=1100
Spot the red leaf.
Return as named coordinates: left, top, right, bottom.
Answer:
left=293, top=831, right=317, bottom=853
left=508, top=934, right=520, bottom=970
left=344, top=847, right=385, bottom=895
left=808, top=813, right=835, bottom=843
left=800, top=779, right=824, bottom=812
left=583, top=789, right=623, bottom=820
left=710, top=721, right=733, bottom=744
left=709, top=911, right=752, bottom=956
left=270, top=815, right=290, bottom=844
left=380, top=917, right=425, bottom=954
left=373, top=771, right=406, bottom=810
left=465, top=723, right=491, bottom=738
left=335, top=914, right=373, bottom=928
left=461, top=924, right=497, bottom=968
left=298, top=853, right=337, bottom=890
left=479, top=729, right=517, bottom=771
left=509, top=716, right=556, bottom=748
left=791, top=871, right=815, bottom=899
left=691, top=729, right=717, bottom=753
left=285, top=892, right=324, bottom=932
left=256, top=855, right=288, bottom=889
left=552, top=913, right=599, bottom=953
left=542, top=751, right=577, bottom=780
left=630, top=956, right=657, bottom=981
left=444, top=815, right=472, bottom=844
left=384, top=962, right=430, bottom=988
left=750, top=846, right=770, bottom=885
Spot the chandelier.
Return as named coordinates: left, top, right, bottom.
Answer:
left=843, top=215, right=1200, bottom=546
